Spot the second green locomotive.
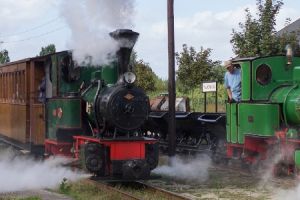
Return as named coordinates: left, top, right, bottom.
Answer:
left=226, top=53, right=300, bottom=174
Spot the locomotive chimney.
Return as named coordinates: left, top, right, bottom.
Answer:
left=110, top=29, right=139, bottom=77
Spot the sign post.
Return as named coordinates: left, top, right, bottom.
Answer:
left=202, top=81, right=218, bottom=112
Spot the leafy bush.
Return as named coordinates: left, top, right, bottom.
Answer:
left=59, top=178, right=71, bottom=194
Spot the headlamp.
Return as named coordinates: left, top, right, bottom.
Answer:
left=123, top=72, right=136, bottom=84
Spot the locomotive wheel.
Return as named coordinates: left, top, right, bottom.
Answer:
left=85, top=154, right=104, bottom=174
left=274, top=162, right=292, bottom=177
left=122, top=160, right=150, bottom=179
left=83, top=143, right=106, bottom=176
left=85, top=143, right=101, bottom=154
left=243, top=155, right=270, bottom=175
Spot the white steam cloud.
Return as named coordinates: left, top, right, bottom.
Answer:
left=275, top=186, right=300, bottom=200
left=253, top=149, right=300, bottom=200
left=153, top=155, right=211, bottom=184
left=61, top=0, right=136, bottom=65
left=0, top=148, right=88, bottom=193
left=258, top=153, right=283, bottom=187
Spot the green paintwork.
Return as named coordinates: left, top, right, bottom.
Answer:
left=45, top=51, right=120, bottom=141
left=252, top=56, right=293, bottom=100
left=46, top=98, right=82, bottom=139
left=270, top=85, right=300, bottom=125
left=49, top=52, right=118, bottom=96
left=238, top=103, right=279, bottom=139
left=81, top=84, right=100, bottom=123
left=46, top=52, right=120, bottom=139
left=240, top=61, right=251, bottom=101
left=232, top=56, right=300, bottom=101
left=269, top=85, right=293, bottom=103
left=91, top=71, right=102, bottom=81
left=293, top=66, right=300, bottom=83
left=284, top=86, right=300, bottom=125
left=294, top=150, right=300, bottom=170
left=226, top=103, right=231, bottom=142
left=101, top=64, right=118, bottom=85
left=230, top=103, right=238, bottom=143
left=59, top=67, right=102, bottom=95
left=226, top=103, right=238, bottom=143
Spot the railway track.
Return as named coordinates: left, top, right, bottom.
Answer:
left=212, top=161, right=298, bottom=188
left=84, top=178, right=190, bottom=200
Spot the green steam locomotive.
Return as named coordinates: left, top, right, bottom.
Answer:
left=226, top=52, right=300, bottom=174
left=44, top=29, right=158, bottom=179
left=145, top=50, right=300, bottom=175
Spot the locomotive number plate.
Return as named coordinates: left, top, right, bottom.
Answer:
left=124, top=93, right=134, bottom=100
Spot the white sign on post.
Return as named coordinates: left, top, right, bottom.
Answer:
left=202, top=82, right=217, bottom=92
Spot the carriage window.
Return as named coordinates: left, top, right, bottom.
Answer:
left=256, top=64, right=272, bottom=86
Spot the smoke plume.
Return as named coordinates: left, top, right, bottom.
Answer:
left=60, top=0, right=136, bottom=65
left=153, top=155, right=211, bottom=184
left=0, top=148, right=88, bottom=193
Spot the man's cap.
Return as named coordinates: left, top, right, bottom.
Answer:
left=224, top=60, right=232, bottom=68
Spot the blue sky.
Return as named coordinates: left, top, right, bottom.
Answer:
left=0, top=0, right=300, bottom=78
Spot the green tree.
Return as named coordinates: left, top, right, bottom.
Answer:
left=134, top=60, right=156, bottom=91
left=176, top=44, right=220, bottom=92
left=231, top=0, right=300, bottom=57
left=39, top=44, right=56, bottom=56
left=211, top=64, right=226, bottom=84
left=130, top=50, right=160, bottom=92
left=0, top=49, right=10, bottom=64
left=153, top=77, right=167, bottom=92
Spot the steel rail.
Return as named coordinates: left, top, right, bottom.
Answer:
left=83, top=179, right=141, bottom=200
left=212, top=160, right=298, bottom=186
left=135, top=181, right=190, bottom=200
left=85, top=178, right=190, bottom=200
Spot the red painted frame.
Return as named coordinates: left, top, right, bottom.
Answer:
left=45, top=136, right=157, bottom=161
left=44, top=139, right=73, bottom=157
left=227, top=136, right=277, bottom=163
left=72, top=136, right=157, bottom=161
left=226, top=129, right=300, bottom=171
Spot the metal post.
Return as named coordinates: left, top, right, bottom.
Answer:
left=167, top=0, right=176, bottom=157
left=215, top=82, right=218, bottom=113
left=204, top=92, right=206, bottom=113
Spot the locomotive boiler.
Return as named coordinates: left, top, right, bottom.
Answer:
left=0, top=29, right=158, bottom=179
